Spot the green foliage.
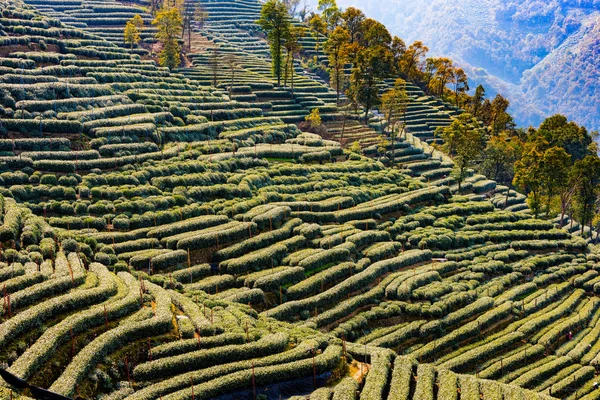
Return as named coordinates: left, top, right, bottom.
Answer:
left=123, top=15, right=143, bottom=49
left=153, top=7, right=182, bottom=69
left=257, top=0, right=291, bottom=86
left=436, top=113, right=484, bottom=190
left=305, top=108, right=321, bottom=128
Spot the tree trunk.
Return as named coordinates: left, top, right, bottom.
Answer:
left=336, top=66, right=340, bottom=105
left=504, top=186, right=510, bottom=210
left=340, top=113, right=346, bottom=143
left=276, top=36, right=281, bottom=87
left=570, top=212, right=574, bottom=230
left=291, top=57, right=294, bottom=96
left=559, top=199, right=566, bottom=229
left=391, top=125, right=395, bottom=165
left=283, top=54, right=289, bottom=87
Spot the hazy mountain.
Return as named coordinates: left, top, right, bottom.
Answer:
left=321, top=0, right=600, bottom=131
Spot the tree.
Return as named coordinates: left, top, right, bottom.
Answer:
left=429, top=58, right=453, bottom=97
left=400, top=41, right=428, bottom=81
left=308, top=14, right=327, bottom=62
left=124, top=16, right=143, bottom=49
left=283, top=26, right=304, bottom=93
left=305, top=108, right=322, bottom=128
left=153, top=7, right=183, bottom=70
left=436, top=113, right=484, bottom=191
left=257, top=0, right=291, bottom=86
left=381, top=79, right=408, bottom=165
left=182, top=4, right=207, bottom=51
left=485, top=94, right=514, bottom=134
left=421, top=58, right=437, bottom=94
left=390, top=36, right=406, bottom=73
left=149, top=0, right=161, bottom=15
left=131, top=14, right=144, bottom=29
left=513, top=138, right=546, bottom=218
left=324, top=26, right=350, bottom=104
left=341, top=7, right=365, bottom=44
left=470, top=85, right=486, bottom=119
left=480, top=133, right=522, bottom=207
left=359, top=18, right=391, bottom=48
left=572, top=155, right=600, bottom=235
left=348, top=45, right=393, bottom=123
left=222, top=54, right=238, bottom=98
left=540, top=146, right=571, bottom=218
left=317, top=0, right=340, bottom=32
left=349, top=141, right=361, bottom=154
left=451, top=68, right=469, bottom=107
left=536, top=114, right=593, bottom=162
left=283, top=0, right=300, bottom=16
left=298, top=0, right=310, bottom=21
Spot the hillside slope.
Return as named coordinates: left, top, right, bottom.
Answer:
left=0, top=0, right=597, bottom=399
left=332, top=0, right=600, bottom=131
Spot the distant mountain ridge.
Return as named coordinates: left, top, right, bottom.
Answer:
left=324, top=0, right=600, bottom=131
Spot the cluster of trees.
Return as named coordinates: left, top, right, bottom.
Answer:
left=124, top=0, right=207, bottom=69
left=257, top=0, right=305, bottom=89
left=438, top=110, right=600, bottom=236
left=511, top=116, right=600, bottom=234
left=258, top=0, right=475, bottom=122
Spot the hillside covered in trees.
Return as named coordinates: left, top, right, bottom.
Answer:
left=331, top=0, right=600, bottom=131
left=0, top=0, right=599, bottom=399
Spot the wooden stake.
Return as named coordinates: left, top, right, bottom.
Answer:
left=125, top=356, right=131, bottom=386
left=104, top=305, right=109, bottom=329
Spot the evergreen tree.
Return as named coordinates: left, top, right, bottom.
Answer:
left=436, top=113, right=484, bottom=190
left=470, top=85, right=486, bottom=119
left=348, top=45, right=393, bottom=123
left=324, top=26, right=350, bottom=104
left=124, top=21, right=141, bottom=49
left=308, top=14, right=327, bottom=62
left=480, top=133, right=522, bottom=208
left=257, top=0, right=291, bottom=86
left=153, top=7, right=183, bottom=70
left=318, top=0, right=340, bottom=32
left=341, top=7, right=365, bottom=44
left=283, top=26, right=304, bottom=93
left=381, top=79, right=409, bottom=165
left=572, top=156, right=600, bottom=235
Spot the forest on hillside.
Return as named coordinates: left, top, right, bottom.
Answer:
left=327, top=0, right=600, bottom=131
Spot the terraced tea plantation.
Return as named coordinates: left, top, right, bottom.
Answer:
left=0, top=0, right=597, bottom=399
